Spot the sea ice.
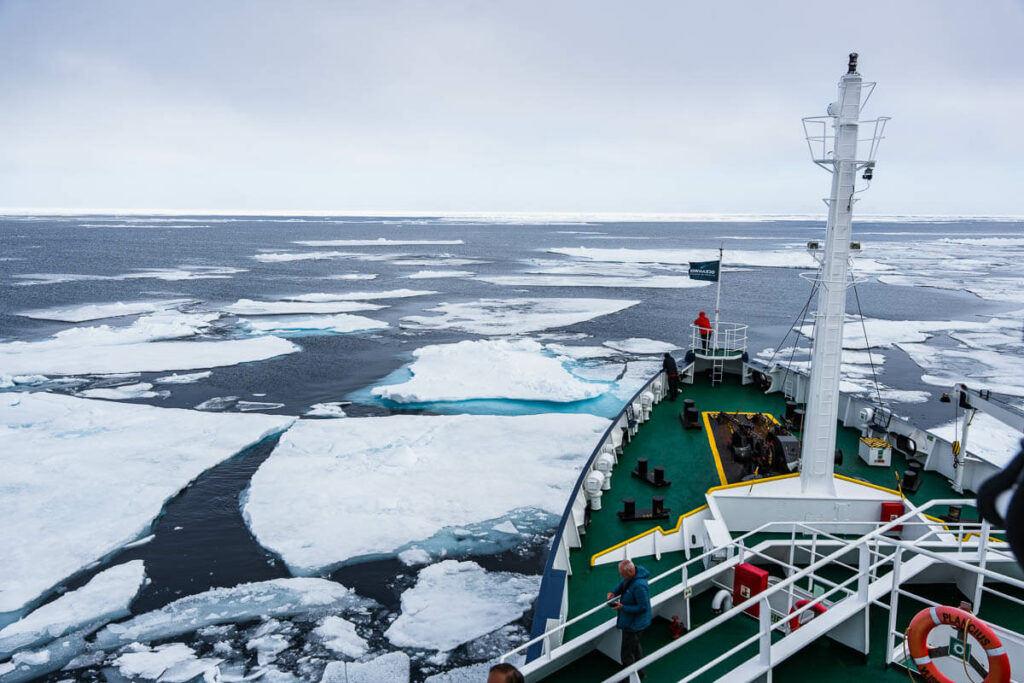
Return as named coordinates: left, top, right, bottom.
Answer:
left=154, top=371, right=212, bottom=385
left=397, top=548, right=432, bottom=566
left=319, top=652, right=410, bottom=683
left=237, top=401, right=285, bottom=412
left=313, top=616, right=368, bottom=659
left=293, top=238, right=464, bottom=246
left=929, top=412, right=1023, bottom=468
left=797, top=317, right=988, bottom=349
left=384, top=561, right=539, bottom=652
left=390, top=258, right=483, bottom=267
left=247, top=633, right=290, bottom=666
left=544, top=344, right=618, bottom=359
left=77, top=382, right=169, bottom=400
left=253, top=251, right=356, bottom=263
left=113, top=643, right=200, bottom=681
left=11, top=266, right=246, bottom=286
left=305, top=403, right=348, bottom=418
left=548, top=246, right=820, bottom=268
left=242, top=413, right=609, bottom=572
left=406, top=270, right=475, bottom=279
left=371, top=339, right=606, bottom=404
left=239, top=314, right=388, bottom=336
left=899, top=343, right=1024, bottom=398
left=194, top=396, right=239, bottom=411
left=477, top=274, right=711, bottom=288
left=0, top=561, right=145, bottom=658
left=603, top=338, right=679, bottom=354
left=223, top=299, right=384, bottom=315
left=94, top=578, right=369, bottom=649
left=16, top=299, right=192, bottom=322
left=0, top=393, right=293, bottom=613
left=400, top=298, right=639, bottom=335
left=286, top=289, right=436, bottom=301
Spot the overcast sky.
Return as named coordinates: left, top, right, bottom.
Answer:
left=1, top=1, right=1022, bottom=215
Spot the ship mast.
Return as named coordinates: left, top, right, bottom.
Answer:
left=799, top=54, right=889, bottom=496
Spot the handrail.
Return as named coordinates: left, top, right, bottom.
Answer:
left=510, top=498, right=1012, bottom=677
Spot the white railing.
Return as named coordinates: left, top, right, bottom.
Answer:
left=690, top=322, right=747, bottom=359
left=507, top=499, right=1021, bottom=683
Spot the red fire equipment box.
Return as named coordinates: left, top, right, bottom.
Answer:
left=881, top=501, right=905, bottom=532
left=733, top=563, right=769, bottom=617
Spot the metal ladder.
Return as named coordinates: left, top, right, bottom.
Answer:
left=712, top=354, right=725, bottom=386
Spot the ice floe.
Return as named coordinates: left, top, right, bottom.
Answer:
left=293, top=238, right=464, bottom=247
left=900, top=344, right=1024, bottom=397
left=797, top=316, right=989, bottom=349
left=287, top=289, right=435, bottom=301
left=400, top=298, right=639, bottom=335
left=16, top=299, right=192, bottom=322
left=12, top=266, right=246, bottom=286
left=406, top=270, right=475, bottom=279
left=239, top=314, right=388, bottom=336
left=371, top=339, right=606, bottom=404
left=319, top=652, right=410, bottom=683
left=313, top=616, right=368, bottom=659
left=390, top=257, right=484, bottom=267
left=113, top=643, right=215, bottom=681
left=0, top=393, right=293, bottom=613
left=929, top=412, right=1023, bottom=468
left=77, top=382, right=169, bottom=400
left=305, top=403, right=348, bottom=418
left=237, top=401, right=285, bottom=412
left=154, top=371, right=212, bottom=384
left=477, top=274, right=712, bottom=288
left=242, top=413, right=609, bottom=572
left=94, top=578, right=369, bottom=649
left=548, top=246, right=820, bottom=268
left=223, top=299, right=384, bottom=315
left=0, top=561, right=145, bottom=657
left=384, top=561, right=539, bottom=652
left=603, top=338, right=679, bottom=354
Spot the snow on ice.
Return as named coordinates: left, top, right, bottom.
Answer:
left=77, top=382, right=169, bottom=400
left=154, top=371, right=212, bottom=384
left=0, top=310, right=298, bottom=376
left=371, top=339, right=606, bottom=404
left=293, top=238, right=464, bottom=247
left=406, top=270, right=475, bottom=279
left=239, top=314, right=388, bottom=336
left=477, top=274, right=712, bottom=288
left=313, top=616, right=368, bottom=659
left=286, top=289, right=435, bottom=301
left=94, top=578, right=370, bottom=649
left=242, top=413, right=609, bottom=572
left=400, top=298, right=639, bottom=335
left=603, top=338, right=679, bottom=354
left=384, top=561, right=539, bottom=652
left=16, top=299, right=192, bottom=322
left=319, top=652, right=410, bottom=683
left=12, top=266, right=246, bottom=286
left=223, top=299, right=384, bottom=315
left=305, top=403, right=348, bottom=418
left=0, top=561, right=145, bottom=658
left=0, top=393, right=293, bottom=613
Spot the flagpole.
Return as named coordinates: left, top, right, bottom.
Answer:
left=712, top=246, right=722, bottom=351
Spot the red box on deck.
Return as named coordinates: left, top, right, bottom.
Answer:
left=733, top=563, right=769, bottom=617
left=881, top=501, right=905, bottom=531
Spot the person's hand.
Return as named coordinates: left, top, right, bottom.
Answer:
left=606, top=592, right=616, bottom=600
left=611, top=602, right=623, bottom=611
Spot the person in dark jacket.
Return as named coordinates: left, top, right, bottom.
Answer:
left=607, top=559, right=652, bottom=680
left=662, top=353, right=679, bottom=401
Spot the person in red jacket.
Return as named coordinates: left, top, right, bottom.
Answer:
left=694, top=311, right=713, bottom=352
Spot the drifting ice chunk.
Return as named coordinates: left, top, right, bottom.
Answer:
left=548, top=246, right=821, bottom=268
left=319, top=652, right=410, bottom=683
left=224, top=299, right=384, bottom=315
left=154, top=371, right=212, bottom=384
left=114, top=643, right=200, bottom=680
left=397, top=548, right=432, bottom=566
left=603, top=338, right=679, bottom=354
left=0, top=561, right=145, bottom=658
left=286, top=289, right=436, bottom=301
left=77, top=382, right=169, bottom=400
left=242, top=414, right=608, bottom=572
left=305, top=402, right=348, bottom=418
left=239, top=314, right=388, bottom=336
left=400, top=298, right=639, bottom=335
left=407, top=270, right=475, bottom=279
left=0, top=393, right=294, bottom=613
left=16, top=299, right=192, bottom=322
left=371, top=339, right=606, bottom=403
left=94, top=578, right=369, bottom=649
left=246, top=633, right=290, bottom=666
left=294, top=238, right=464, bottom=246
left=797, top=316, right=988, bottom=349
left=313, top=616, right=368, bottom=659
left=477, top=274, right=711, bottom=289
left=385, top=561, right=539, bottom=651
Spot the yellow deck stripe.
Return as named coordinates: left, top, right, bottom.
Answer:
left=590, top=505, right=709, bottom=566
left=702, top=411, right=728, bottom=486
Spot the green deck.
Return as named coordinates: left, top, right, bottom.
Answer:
left=545, top=373, right=979, bottom=682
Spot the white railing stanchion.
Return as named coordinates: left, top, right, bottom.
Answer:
left=885, top=546, right=903, bottom=665
left=759, top=596, right=772, bottom=668
left=974, top=518, right=990, bottom=611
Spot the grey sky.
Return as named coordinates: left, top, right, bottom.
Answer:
left=1, top=0, right=1022, bottom=215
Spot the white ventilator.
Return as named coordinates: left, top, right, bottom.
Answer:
left=799, top=53, right=889, bottom=496
left=584, top=471, right=606, bottom=510
left=594, top=452, right=615, bottom=490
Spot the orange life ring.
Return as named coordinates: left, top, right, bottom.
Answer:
left=907, top=606, right=1010, bottom=683
left=788, top=599, right=827, bottom=631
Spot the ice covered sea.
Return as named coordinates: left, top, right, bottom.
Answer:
left=1, top=214, right=1022, bottom=682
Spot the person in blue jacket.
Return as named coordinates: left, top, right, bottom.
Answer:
left=607, top=559, right=652, bottom=680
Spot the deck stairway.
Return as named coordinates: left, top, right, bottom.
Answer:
left=506, top=502, right=1024, bottom=682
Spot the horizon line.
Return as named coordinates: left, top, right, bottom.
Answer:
left=1, top=208, right=1022, bottom=222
